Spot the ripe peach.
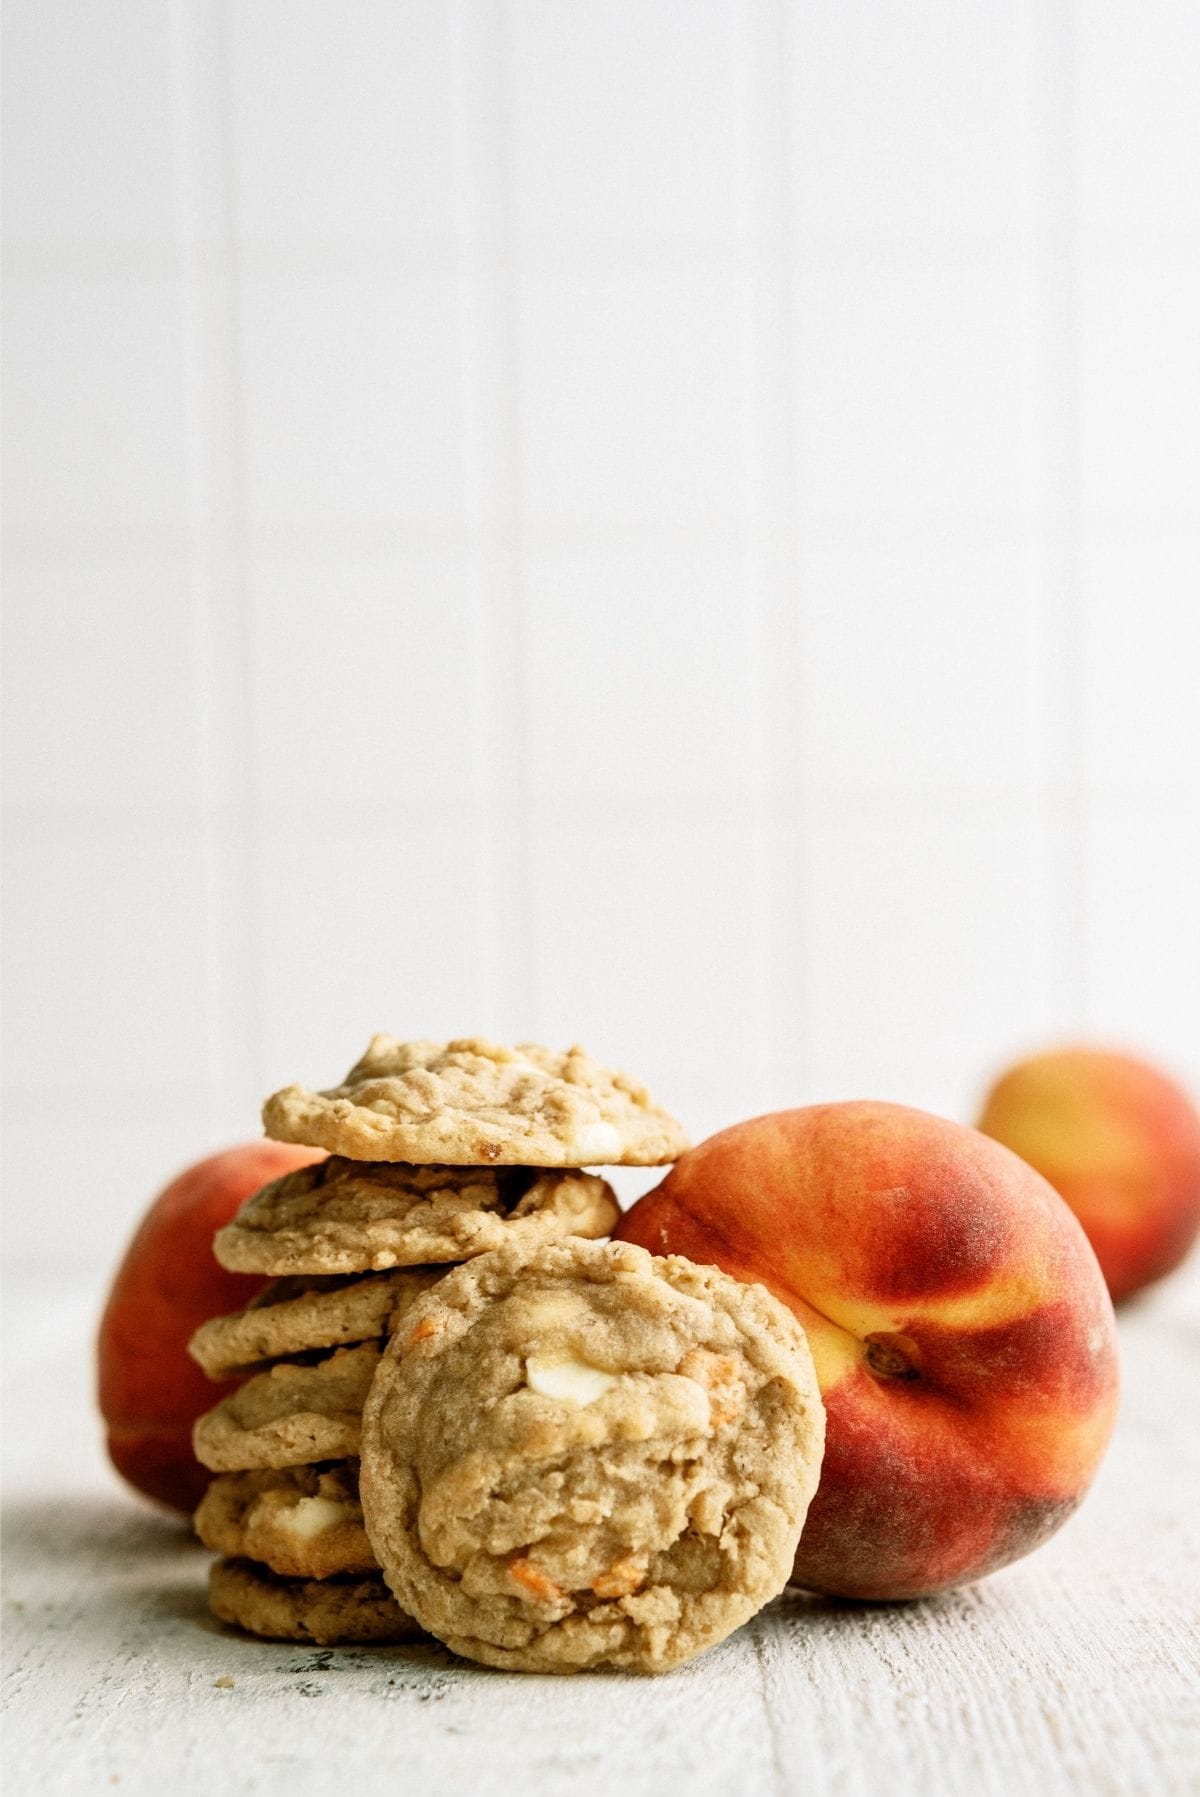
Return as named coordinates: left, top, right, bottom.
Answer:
left=97, top=1141, right=323, bottom=1513
left=978, top=1047, right=1200, bottom=1303
left=615, top=1102, right=1118, bottom=1601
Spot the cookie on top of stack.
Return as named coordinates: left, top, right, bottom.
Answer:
left=188, top=1036, right=690, bottom=1647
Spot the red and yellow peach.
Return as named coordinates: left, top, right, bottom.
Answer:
left=616, top=1101, right=1118, bottom=1601
left=978, top=1047, right=1200, bottom=1303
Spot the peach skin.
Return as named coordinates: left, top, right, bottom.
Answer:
left=978, top=1047, right=1200, bottom=1303
left=98, top=1141, right=323, bottom=1513
left=615, top=1102, right=1119, bottom=1601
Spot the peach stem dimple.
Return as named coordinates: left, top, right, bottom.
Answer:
left=864, top=1332, right=922, bottom=1381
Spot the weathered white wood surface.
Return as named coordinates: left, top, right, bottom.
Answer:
left=4, top=1266, right=1198, bottom=1797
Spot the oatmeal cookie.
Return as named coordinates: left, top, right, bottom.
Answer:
left=208, top=1557, right=421, bottom=1645
left=189, top=1270, right=442, bottom=1379
left=213, top=1158, right=618, bottom=1277
left=263, top=1037, right=689, bottom=1167
left=194, top=1463, right=375, bottom=1579
left=193, top=1342, right=379, bottom=1473
left=359, top=1238, right=825, bottom=1674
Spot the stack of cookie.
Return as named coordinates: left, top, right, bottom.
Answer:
left=188, top=1036, right=689, bottom=1647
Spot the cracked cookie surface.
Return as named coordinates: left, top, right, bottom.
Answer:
left=189, top=1270, right=443, bottom=1378
left=208, top=1557, right=421, bottom=1645
left=263, top=1036, right=689, bottom=1167
left=194, top=1463, right=375, bottom=1579
left=360, top=1238, right=825, bottom=1674
left=213, top=1157, right=618, bottom=1276
left=193, top=1342, right=379, bottom=1472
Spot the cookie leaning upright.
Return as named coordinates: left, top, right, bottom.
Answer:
left=190, top=1037, right=688, bottom=1649
left=360, top=1238, right=826, bottom=1675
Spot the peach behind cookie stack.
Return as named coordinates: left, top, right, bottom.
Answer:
left=187, top=1037, right=689, bottom=1648
left=978, top=1046, right=1200, bottom=1302
left=97, top=1141, right=322, bottom=1514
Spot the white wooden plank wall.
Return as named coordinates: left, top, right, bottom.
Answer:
left=3, top=1, right=1199, bottom=1275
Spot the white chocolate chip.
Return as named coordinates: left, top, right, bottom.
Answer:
left=570, top=1120, right=624, bottom=1164
left=520, top=1294, right=584, bottom=1331
left=525, top=1352, right=618, bottom=1406
left=277, top=1495, right=357, bottom=1539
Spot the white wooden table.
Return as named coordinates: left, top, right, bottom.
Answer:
left=4, top=1265, right=1198, bottom=1797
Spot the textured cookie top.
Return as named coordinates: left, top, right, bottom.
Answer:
left=263, top=1037, right=689, bottom=1167
left=194, top=1463, right=374, bottom=1581
left=189, top=1270, right=442, bottom=1378
left=192, top=1342, right=379, bottom=1473
left=214, top=1159, right=619, bottom=1276
left=360, top=1238, right=825, bottom=1675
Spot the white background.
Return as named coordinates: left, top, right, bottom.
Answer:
left=3, top=0, right=1199, bottom=1277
